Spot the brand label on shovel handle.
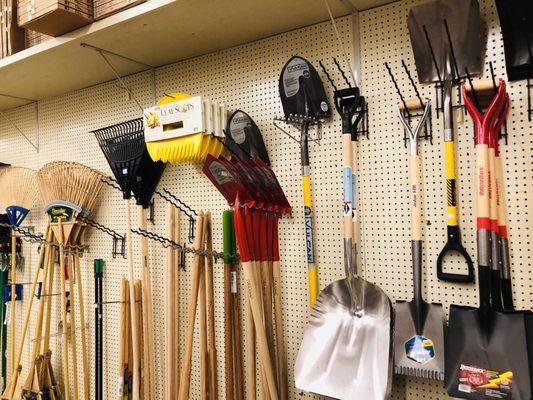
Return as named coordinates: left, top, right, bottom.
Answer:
left=458, top=364, right=513, bottom=398
left=405, top=335, right=435, bottom=364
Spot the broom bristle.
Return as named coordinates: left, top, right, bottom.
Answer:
left=37, top=162, right=105, bottom=216
left=0, top=167, right=39, bottom=211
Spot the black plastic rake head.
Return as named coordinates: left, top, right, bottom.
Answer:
left=92, top=118, right=165, bottom=208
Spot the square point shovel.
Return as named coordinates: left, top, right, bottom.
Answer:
left=295, top=87, right=392, bottom=400
left=394, top=101, right=445, bottom=381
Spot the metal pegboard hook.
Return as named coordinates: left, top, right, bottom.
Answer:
left=0, top=100, right=40, bottom=152
left=272, top=117, right=323, bottom=145
left=80, top=43, right=155, bottom=114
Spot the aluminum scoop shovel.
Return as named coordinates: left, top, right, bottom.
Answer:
left=295, top=88, right=392, bottom=399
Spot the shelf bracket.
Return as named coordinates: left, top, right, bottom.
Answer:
left=0, top=97, right=40, bottom=152
left=80, top=43, right=156, bottom=112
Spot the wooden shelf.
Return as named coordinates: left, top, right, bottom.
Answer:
left=0, top=0, right=396, bottom=110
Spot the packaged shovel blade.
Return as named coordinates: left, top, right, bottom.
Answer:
left=445, top=306, right=531, bottom=400
left=279, top=55, right=331, bottom=120
left=226, top=110, right=270, bottom=165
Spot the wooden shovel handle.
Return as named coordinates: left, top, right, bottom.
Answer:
left=165, top=204, right=176, bottom=400
left=74, top=254, right=90, bottom=400
left=178, top=213, right=205, bottom=400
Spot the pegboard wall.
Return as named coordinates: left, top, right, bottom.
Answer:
left=0, top=0, right=531, bottom=398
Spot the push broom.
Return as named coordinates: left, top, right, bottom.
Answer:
left=37, top=161, right=105, bottom=400
left=93, top=118, right=165, bottom=400
left=0, top=167, right=39, bottom=400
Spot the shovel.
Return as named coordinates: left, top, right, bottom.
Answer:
left=395, top=101, right=445, bottom=381
left=294, top=84, right=392, bottom=400
left=408, top=0, right=485, bottom=283
left=278, top=55, right=330, bottom=307
left=444, top=80, right=532, bottom=400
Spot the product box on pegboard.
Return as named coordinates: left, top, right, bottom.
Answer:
left=0, top=0, right=25, bottom=59
left=93, top=0, right=144, bottom=20
left=17, top=0, right=93, bottom=37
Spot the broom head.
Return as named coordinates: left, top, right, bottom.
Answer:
left=0, top=167, right=38, bottom=226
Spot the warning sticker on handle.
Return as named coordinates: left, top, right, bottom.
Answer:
left=458, top=364, right=513, bottom=398
left=231, top=271, right=237, bottom=293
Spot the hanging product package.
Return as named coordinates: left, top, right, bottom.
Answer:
left=495, top=0, right=533, bottom=81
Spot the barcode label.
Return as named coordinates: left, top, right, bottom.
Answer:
left=231, top=271, right=237, bottom=293
left=458, top=384, right=471, bottom=393
left=117, top=377, right=124, bottom=395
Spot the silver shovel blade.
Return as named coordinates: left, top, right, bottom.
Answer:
left=408, top=0, right=485, bottom=83
left=394, top=301, right=445, bottom=380
left=295, top=277, right=392, bottom=400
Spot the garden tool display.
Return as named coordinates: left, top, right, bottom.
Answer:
left=495, top=0, right=533, bottom=81
left=37, top=161, right=105, bottom=400
left=144, top=93, right=226, bottom=164
left=395, top=100, right=445, bottom=380
left=93, top=118, right=165, bottom=400
left=278, top=55, right=331, bottom=307
left=294, top=84, right=392, bottom=399
left=226, top=110, right=270, bottom=165
left=0, top=167, right=39, bottom=400
left=444, top=80, right=531, bottom=400
left=408, top=0, right=486, bottom=283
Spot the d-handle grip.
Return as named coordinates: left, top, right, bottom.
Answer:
left=436, top=226, right=474, bottom=283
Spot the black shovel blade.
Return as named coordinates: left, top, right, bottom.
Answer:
left=278, top=56, right=331, bottom=121
left=445, top=306, right=531, bottom=399
left=226, top=110, right=270, bottom=165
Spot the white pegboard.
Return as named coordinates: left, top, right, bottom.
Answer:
left=0, top=0, right=530, bottom=398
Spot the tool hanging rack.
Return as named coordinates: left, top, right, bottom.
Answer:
left=384, top=61, right=433, bottom=145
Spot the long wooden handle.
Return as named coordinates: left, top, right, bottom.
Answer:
left=409, top=155, right=422, bottom=241
left=178, top=213, right=205, bottom=400
left=118, top=278, right=127, bottom=400
left=204, top=212, right=217, bottom=400
left=165, top=204, right=176, bottom=400
left=242, top=263, right=279, bottom=400
left=135, top=280, right=144, bottom=400
left=57, top=224, right=71, bottom=400
left=200, top=242, right=208, bottom=400
left=125, top=201, right=140, bottom=400
left=232, top=261, right=244, bottom=400
left=68, top=255, right=79, bottom=400
left=223, top=262, right=234, bottom=400
left=74, top=254, right=90, bottom=400
left=174, top=208, right=181, bottom=394
left=244, top=291, right=255, bottom=400
left=272, top=260, right=287, bottom=400
left=139, top=206, right=155, bottom=400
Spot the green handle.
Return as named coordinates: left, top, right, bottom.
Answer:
left=93, top=259, right=105, bottom=275
left=222, top=210, right=235, bottom=264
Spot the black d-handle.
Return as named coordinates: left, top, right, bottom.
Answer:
left=437, top=225, right=475, bottom=283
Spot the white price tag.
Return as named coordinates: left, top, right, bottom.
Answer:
left=231, top=271, right=237, bottom=293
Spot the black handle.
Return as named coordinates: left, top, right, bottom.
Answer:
left=437, top=226, right=475, bottom=283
